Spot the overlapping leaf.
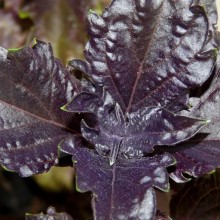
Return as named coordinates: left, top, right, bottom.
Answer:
left=60, top=136, right=175, bottom=220
left=64, top=90, right=208, bottom=165
left=168, top=57, right=220, bottom=182
left=0, top=0, right=219, bottom=219
left=0, top=40, right=79, bottom=176
left=196, top=0, right=218, bottom=50
left=65, top=0, right=217, bottom=168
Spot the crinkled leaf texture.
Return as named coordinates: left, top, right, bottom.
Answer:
left=165, top=0, right=220, bottom=180
left=59, top=0, right=218, bottom=219
left=64, top=91, right=207, bottom=165
left=0, top=40, right=79, bottom=177
left=168, top=56, right=220, bottom=183
left=0, top=0, right=218, bottom=220
left=66, top=0, right=217, bottom=165
left=75, top=0, right=216, bottom=114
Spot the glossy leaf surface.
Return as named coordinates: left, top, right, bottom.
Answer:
left=0, top=0, right=219, bottom=219
left=72, top=0, right=216, bottom=114
left=169, top=64, right=220, bottom=182
left=61, top=0, right=218, bottom=219
left=60, top=136, right=175, bottom=220
left=0, top=40, right=78, bottom=176
left=65, top=92, right=208, bottom=165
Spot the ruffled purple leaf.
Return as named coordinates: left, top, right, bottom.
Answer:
left=0, top=40, right=79, bottom=176
left=71, top=0, right=216, bottom=114
left=60, top=136, right=175, bottom=220
left=58, top=0, right=219, bottom=219
left=169, top=59, right=220, bottom=182
left=197, top=0, right=218, bottom=50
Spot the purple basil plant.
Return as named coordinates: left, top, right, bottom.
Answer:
left=0, top=0, right=220, bottom=219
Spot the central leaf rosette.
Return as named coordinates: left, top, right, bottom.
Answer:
left=63, top=90, right=208, bottom=165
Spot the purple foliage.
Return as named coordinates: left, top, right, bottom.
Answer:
left=0, top=40, right=80, bottom=176
left=0, top=0, right=219, bottom=219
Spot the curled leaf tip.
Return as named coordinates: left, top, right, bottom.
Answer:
left=60, top=104, right=68, bottom=112
left=31, top=38, right=38, bottom=47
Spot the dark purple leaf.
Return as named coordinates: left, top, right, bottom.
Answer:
left=59, top=2, right=218, bottom=218
left=72, top=0, right=216, bottom=114
left=60, top=136, right=175, bottom=220
left=170, top=169, right=220, bottom=220
left=64, top=0, right=218, bottom=167
left=0, top=0, right=217, bottom=219
left=168, top=57, right=220, bottom=182
left=0, top=40, right=78, bottom=177
left=196, top=0, right=218, bottom=50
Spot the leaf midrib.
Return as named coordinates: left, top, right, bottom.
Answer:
left=0, top=99, right=77, bottom=134
left=125, top=1, right=164, bottom=115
